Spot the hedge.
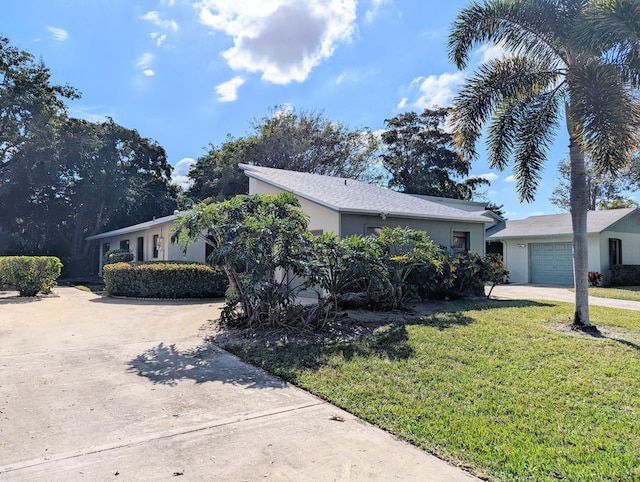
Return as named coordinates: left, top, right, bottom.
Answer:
left=610, top=265, right=640, bottom=286
left=0, top=256, right=63, bottom=296
left=103, top=262, right=227, bottom=298
left=103, top=249, right=134, bottom=265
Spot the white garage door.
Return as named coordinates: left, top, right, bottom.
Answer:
left=529, top=242, right=574, bottom=285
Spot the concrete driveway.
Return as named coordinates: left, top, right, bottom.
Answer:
left=0, top=286, right=478, bottom=481
left=488, top=283, right=640, bottom=311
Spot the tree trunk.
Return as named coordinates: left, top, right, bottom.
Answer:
left=568, top=137, right=599, bottom=333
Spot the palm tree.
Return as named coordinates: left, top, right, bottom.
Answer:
left=448, top=0, right=640, bottom=332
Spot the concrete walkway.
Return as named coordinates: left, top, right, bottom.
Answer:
left=488, top=283, right=640, bottom=311
left=0, top=286, right=479, bottom=481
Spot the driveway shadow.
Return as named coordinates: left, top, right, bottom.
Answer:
left=127, top=342, right=287, bottom=389
left=90, top=295, right=221, bottom=307
left=0, top=292, right=44, bottom=303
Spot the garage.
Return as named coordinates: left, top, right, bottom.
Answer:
left=529, top=242, right=574, bottom=285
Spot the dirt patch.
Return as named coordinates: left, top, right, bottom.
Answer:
left=200, top=301, right=441, bottom=347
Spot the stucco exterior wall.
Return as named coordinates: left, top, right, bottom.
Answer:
left=340, top=214, right=486, bottom=254
left=249, top=178, right=341, bottom=235
left=95, top=220, right=206, bottom=274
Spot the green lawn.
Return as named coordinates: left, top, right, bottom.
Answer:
left=587, top=286, right=640, bottom=302
left=227, top=300, right=640, bottom=481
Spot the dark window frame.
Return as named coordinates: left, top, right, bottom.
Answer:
left=153, top=234, right=159, bottom=259
left=136, top=236, right=144, bottom=262
left=452, top=231, right=470, bottom=254
left=609, top=238, right=622, bottom=268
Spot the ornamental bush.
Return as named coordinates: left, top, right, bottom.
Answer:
left=103, top=262, right=227, bottom=298
left=103, top=249, right=134, bottom=266
left=0, top=256, right=63, bottom=296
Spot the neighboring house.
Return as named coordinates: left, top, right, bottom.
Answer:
left=240, top=164, right=492, bottom=252
left=487, top=208, right=640, bottom=285
left=85, top=213, right=207, bottom=275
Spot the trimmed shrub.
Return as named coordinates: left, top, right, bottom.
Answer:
left=103, top=249, right=134, bottom=266
left=610, top=265, right=640, bottom=286
left=0, top=256, right=63, bottom=296
left=103, top=262, right=227, bottom=298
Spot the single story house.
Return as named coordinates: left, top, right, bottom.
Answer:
left=486, top=207, right=640, bottom=285
left=85, top=213, right=208, bottom=276
left=240, top=164, right=494, bottom=252
left=86, top=164, right=499, bottom=275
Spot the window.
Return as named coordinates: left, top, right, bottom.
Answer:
left=609, top=238, right=622, bottom=268
left=153, top=234, right=159, bottom=258
left=119, top=239, right=130, bottom=251
left=366, top=227, right=382, bottom=238
left=136, top=237, right=144, bottom=261
left=452, top=231, right=470, bottom=254
left=103, top=242, right=110, bottom=254
left=309, top=229, right=324, bottom=237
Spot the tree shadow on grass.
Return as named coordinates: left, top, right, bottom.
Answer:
left=227, top=299, right=557, bottom=381
left=127, top=342, right=288, bottom=389
left=568, top=327, right=640, bottom=353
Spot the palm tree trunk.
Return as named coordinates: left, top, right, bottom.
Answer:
left=568, top=137, right=599, bottom=333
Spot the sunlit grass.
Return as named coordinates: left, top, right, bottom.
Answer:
left=587, top=286, right=640, bottom=302
left=227, top=300, right=640, bottom=481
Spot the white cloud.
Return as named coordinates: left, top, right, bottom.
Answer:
left=405, top=72, right=464, bottom=110
left=150, top=32, right=168, bottom=46
left=505, top=175, right=517, bottom=182
left=215, top=76, right=245, bottom=102
left=137, top=52, right=154, bottom=69
left=143, top=69, right=155, bottom=76
left=68, top=106, right=110, bottom=123
left=477, top=173, right=498, bottom=182
left=475, top=42, right=510, bottom=63
left=141, top=11, right=179, bottom=31
left=197, top=0, right=356, bottom=84
left=172, top=157, right=196, bottom=190
left=396, top=97, right=408, bottom=109
left=47, top=27, right=68, bottom=41
left=365, top=0, right=392, bottom=23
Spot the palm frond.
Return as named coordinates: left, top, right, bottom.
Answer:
left=512, top=91, right=562, bottom=202
left=448, top=0, right=569, bottom=69
left=567, top=59, right=640, bottom=174
left=451, top=55, right=561, bottom=161
left=578, top=0, right=640, bottom=86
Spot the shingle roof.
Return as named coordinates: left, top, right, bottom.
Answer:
left=85, top=213, right=179, bottom=240
left=487, top=208, right=639, bottom=239
left=240, top=164, right=489, bottom=224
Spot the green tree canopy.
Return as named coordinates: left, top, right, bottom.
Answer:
left=381, top=108, right=489, bottom=199
left=187, top=106, right=381, bottom=202
left=0, top=37, right=178, bottom=271
left=449, top=0, right=640, bottom=330
left=550, top=156, right=637, bottom=211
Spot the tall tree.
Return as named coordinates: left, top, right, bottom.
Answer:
left=449, top=0, right=640, bottom=331
left=187, top=136, right=253, bottom=202
left=550, top=156, right=635, bottom=211
left=56, top=118, right=177, bottom=270
left=381, top=108, right=489, bottom=198
left=187, top=106, right=381, bottom=202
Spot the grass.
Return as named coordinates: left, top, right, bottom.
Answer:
left=585, top=286, right=640, bottom=302
left=227, top=300, right=640, bottom=481
left=71, top=283, right=105, bottom=293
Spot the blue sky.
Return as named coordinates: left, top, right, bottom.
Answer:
left=4, top=0, right=577, bottom=219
